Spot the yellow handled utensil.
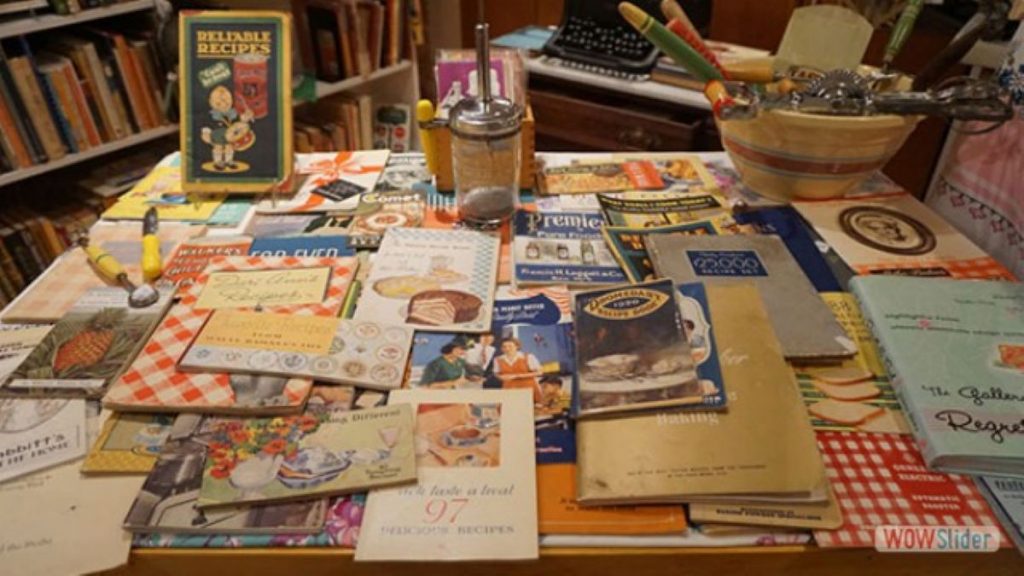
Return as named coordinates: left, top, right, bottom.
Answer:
left=417, top=99, right=440, bottom=175
left=141, top=207, right=161, bottom=283
left=80, top=239, right=160, bottom=308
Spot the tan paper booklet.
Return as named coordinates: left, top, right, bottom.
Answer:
left=356, top=388, right=538, bottom=561
left=576, top=283, right=826, bottom=505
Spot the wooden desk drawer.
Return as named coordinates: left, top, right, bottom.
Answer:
left=530, top=89, right=700, bottom=152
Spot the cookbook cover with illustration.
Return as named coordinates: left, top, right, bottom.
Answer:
left=573, top=279, right=700, bottom=418
left=180, top=311, right=413, bottom=391
left=512, top=210, right=627, bottom=287
left=180, top=11, right=293, bottom=193
left=197, top=404, right=415, bottom=508
left=356, top=388, right=538, bottom=561
left=3, top=288, right=172, bottom=398
left=354, top=228, right=500, bottom=333
left=852, top=275, right=1024, bottom=476
left=794, top=194, right=1014, bottom=280
left=576, top=284, right=826, bottom=505
left=602, top=218, right=732, bottom=284
left=81, top=413, right=176, bottom=474
left=0, top=398, right=87, bottom=483
left=349, top=189, right=426, bottom=248
left=537, top=160, right=663, bottom=195
left=123, top=414, right=328, bottom=535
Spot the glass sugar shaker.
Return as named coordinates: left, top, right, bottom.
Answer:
left=449, top=23, right=522, bottom=227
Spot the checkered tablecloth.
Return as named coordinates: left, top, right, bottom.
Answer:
left=813, top=431, right=1004, bottom=547
left=2, top=223, right=201, bottom=324
left=103, top=256, right=357, bottom=413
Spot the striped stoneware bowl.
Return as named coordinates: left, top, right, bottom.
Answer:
left=719, top=108, right=921, bottom=201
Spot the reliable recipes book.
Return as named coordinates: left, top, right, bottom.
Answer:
left=180, top=11, right=293, bottom=193
left=573, top=279, right=700, bottom=418
left=356, top=388, right=538, bottom=561
left=512, top=210, right=627, bottom=287
left=851, top=275, right=1024, bottom=476
left=646, top=234, right=855, bottom=361
left=3, top=288, right=173, bottom=398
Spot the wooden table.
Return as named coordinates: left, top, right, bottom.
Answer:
left=106, top=545, right=1023, bottom=575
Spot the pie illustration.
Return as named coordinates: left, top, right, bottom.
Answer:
left=373, top=275, right=440, bottom=299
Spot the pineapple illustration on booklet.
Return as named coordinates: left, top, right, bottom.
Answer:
left=1, top=288, right=172, bottom=398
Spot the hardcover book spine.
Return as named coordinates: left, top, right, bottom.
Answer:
left=0, top=58, right=46, bottom=164
left=8, top=57, right=66, bottom=160
left=79, top=43, right=125, bottom=139
left=62, top=61, right=102, bottom=147
left=107, top=34, right=149, bottom=131
left=37, top=70, right=79, bottom=154
left=45, top=68, right=87, bottom=152
left=0, top=234, right=26, bottom=293
left=0, top=93, right=31, bottom=167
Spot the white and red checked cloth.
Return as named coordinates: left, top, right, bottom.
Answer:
left=103, top=255, right=357, bottom=414
left=813, top=431, right=1006, bottom=547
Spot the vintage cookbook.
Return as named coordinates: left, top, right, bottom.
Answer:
left=512, top=210, right=627, bottom=287
left=536, top=159, right=664, bottom=195
left=356, top=388, right=539, bottom=561
left=408, top=285, right=576, bottom=449
left=101, top=166, right=226, bottom=222
left=573, top=279, right=700, bottom=418
left=646, top=234, right=855, bottom=361
left=179, top=310, right=413, bottom=391
left=733, top=205, right=842, bottom=292
left=977, top=476, right=1024, bottom=554
left=103, top=256, right=358, bottom=414
left=575, top=283, right=826, bottom=505
left=852, top=275, right=1024, bottom=476
left=123, top=414, right=328, bottom=535
left=353, top=228, right=500, bottom=333
left=813, top=431, right=1004, bottom=548
left=247, top=235, right=356, bottom=258
left=1, top=222, right=201, bottom=324
left=536, top=425, right=688, bottom=536
left=348, top=189, right=426, bottom=248
left=794, top=193, right=1014, bottom=280
left=158, top=235, right=254, bottom=289
left=601, top=217, right=735, bottom=284
left=81, top=412, right=175, bottom=474
left=179, top=11, right=293, bottom=193
left=3, top=288, right=173, bottom=398
left=598, top=190, right=730, bottom=229
left=255, top=150, right=390, bottom=214
left=689, top=487, right=843, bottom=531
left=196, top=404, right=416, bottom=509
left=0, top=397, right=88, bottom=483
left=796, top=293, right=909, bottom=435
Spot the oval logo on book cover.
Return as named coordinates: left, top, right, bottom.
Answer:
left=584, top=288, right=669, bottom=320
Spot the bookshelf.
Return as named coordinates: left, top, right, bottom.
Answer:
left=314, top=60, right=414, bottom=99
left=0, top=0, right=155, bottom=39
left=0, top=124, right=176, bottom=187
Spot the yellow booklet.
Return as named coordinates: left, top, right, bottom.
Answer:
left=102, top=167, right=225, bottom=221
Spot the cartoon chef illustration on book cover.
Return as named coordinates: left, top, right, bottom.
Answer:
left=182, top=13, right=291, bottom=189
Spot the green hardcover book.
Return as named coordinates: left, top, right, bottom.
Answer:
left=179, top=11, right=293, bottom=193
left=851, top=275, right=1024, bottom=477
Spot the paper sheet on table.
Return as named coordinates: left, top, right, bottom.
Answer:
left=0, top=418, right=144, bottom=576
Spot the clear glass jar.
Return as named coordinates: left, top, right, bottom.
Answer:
left=449, top=100, right=521, bottom=227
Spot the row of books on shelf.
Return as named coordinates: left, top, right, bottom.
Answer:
left=0, top=21, right=170, bottom=173
left=294, top=0, right=413, bottom=82
left=40, top=0, right=134, bottom=16
left=296, top=95, right=410, bottom=153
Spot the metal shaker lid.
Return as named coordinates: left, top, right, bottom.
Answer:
left=449, top=97, right=522, bottom=140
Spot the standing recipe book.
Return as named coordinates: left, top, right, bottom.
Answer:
left=356, top=388, right=538, bottom=561
left=646, top=234, right=855, bottom=361
left=851, top=275, right=1024, bottom=477
left=179, top=11, right=293, bottom=193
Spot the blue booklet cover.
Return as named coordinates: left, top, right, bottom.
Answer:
left=852, top=275, right=1024, bottom=476
left=734, top=206, right=841, bottom=292
left=512, top=210, right=627, bottom=286
left=247, top=235, right=355, bottom=258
